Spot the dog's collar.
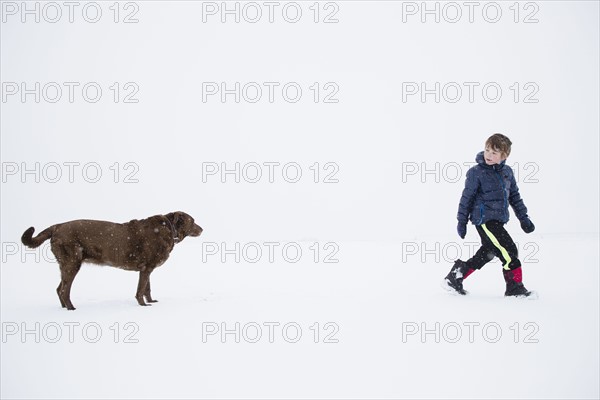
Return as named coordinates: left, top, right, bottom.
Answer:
left=164, top=217, right=179, bottom=243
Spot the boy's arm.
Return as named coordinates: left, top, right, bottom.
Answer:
left=508, top=173, right=529, bottom=221
left=509, top=172, right=535, bottom=233
left=457, top=168, right=478, bottom=225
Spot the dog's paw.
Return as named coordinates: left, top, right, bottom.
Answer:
left=135, top=296, right=148, bottom=306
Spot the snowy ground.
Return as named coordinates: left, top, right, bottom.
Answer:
left=2, top=1, right=599, bottom=399
left=1, top=234, right=598, bottom=399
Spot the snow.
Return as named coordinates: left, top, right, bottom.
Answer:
left=1, top=1, right=599, bottom=399
left=1, top=236, right=598, bottom=398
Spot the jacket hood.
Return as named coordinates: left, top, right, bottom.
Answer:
left=476, top=151, right=506, bottom=171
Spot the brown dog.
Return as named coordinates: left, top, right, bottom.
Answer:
left=21, top=211, right=202, bottom=310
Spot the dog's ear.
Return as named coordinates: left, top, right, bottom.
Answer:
left=174, top=212, right=186, bottom=229
left=166, top=212, right=182, bottom=226
left=166, top=212, right=188, bottom=241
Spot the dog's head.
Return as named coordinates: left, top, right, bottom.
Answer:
left=165, top=211, right=203, bottom=242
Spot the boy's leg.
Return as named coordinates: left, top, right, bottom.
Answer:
left=443, top=259, right=472, bottom=294
left=477, top=220, right=521, bottom=270
left=478, top=220, right=534, bottom=297
left=442, top=226, right=494, bottom=295
left=446, top=220, right=516, bottom=289
left=443, top=224, right=495, bottom=294
left=458, top=223, right=501, bottom=276
left=466, top=226, right=498, bottom=271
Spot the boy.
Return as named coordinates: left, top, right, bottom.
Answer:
left=443, top=133, right=537, bottom=298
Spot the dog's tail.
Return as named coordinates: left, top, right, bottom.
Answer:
left=21, top=226, right=55, bottom=248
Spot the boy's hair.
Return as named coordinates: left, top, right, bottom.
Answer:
left=485, top=133, right=512, bottom=157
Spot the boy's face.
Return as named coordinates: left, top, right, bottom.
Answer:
left=484, top=146, right=507, bottom=165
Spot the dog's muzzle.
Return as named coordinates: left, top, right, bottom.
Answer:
left=191, top=224, right=203, bottom=237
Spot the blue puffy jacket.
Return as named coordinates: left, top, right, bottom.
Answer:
left=457, top=152, right=529, bottom=225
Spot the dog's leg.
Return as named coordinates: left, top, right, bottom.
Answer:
left=143, top=272, right=158, bottom=303
left=59, top=263, right=81, bottom=311
left=56, top=282, right=66, bottom=308
left=53, top=242, right=82, bottom=310
left=135, top=270, right=151, bottom=306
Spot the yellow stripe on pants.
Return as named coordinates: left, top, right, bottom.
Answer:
left=481, top=223, right=512, bottom=270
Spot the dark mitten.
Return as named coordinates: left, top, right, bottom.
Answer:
left=520, top=218, right=535, bottom=233
left=457, top=222, right=467, bottom=239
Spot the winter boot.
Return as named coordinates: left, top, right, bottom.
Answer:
left=503, top=267, right=537, bottom=298
left=443, top=260, right=474, bottom=295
